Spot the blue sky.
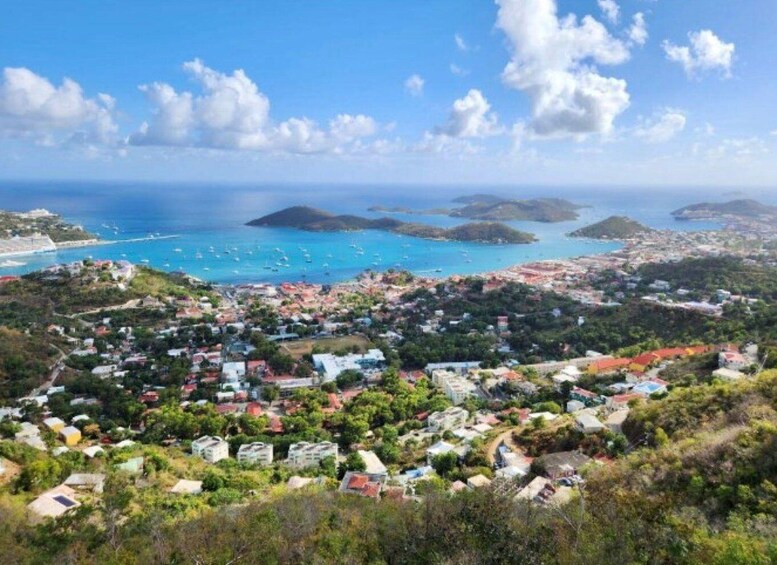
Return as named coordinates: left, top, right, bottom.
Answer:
left=1, top=0, right=776, bottom=186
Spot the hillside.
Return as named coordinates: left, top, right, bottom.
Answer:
left=570, top=216, right=654, bottom=239
left=449, top=196, right=583, bottom=222
left=0, top=210, right=97, bottom=243
left=247, top=206, right=536, bottom=244
left=672, top=199, right=777, bottom=220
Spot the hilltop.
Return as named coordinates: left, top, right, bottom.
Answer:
left=672, top=199, right=777, bottom=220
left=247, top=206, right=536, bottom=244
left=449, top=195, right=584, bottom=222
left=570, top=216, right=654, bottom=240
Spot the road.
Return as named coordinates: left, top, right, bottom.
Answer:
left=486, top=425, right=524, bottom=465
left=31, top=344, right=67, bottom=396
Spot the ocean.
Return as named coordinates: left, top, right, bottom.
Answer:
left=0, top=181, right=766, bottom=285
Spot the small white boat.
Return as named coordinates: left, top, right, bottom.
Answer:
left=173, top=248, right=182, bottom=253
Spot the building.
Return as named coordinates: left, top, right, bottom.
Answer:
left=712, top=367, right=745, bottom=381
left=587, top=357, right=631, bottom=375
left=424, top=361, right=481, bottom=375
left=287, top=441, right=338, bottom=468
left=426, top=440, right=456, bottom=465
left=43, top=417, right=65, bottom=433
left=719, top=351, right=749, bottom=371
left=27, top=485, right=80, bottom=522
left=575, top=412, right=605, bottom=434
left=59, top=426, right=81, bottom=447
left=632, top=380, right=668, bottom=397
left=466, top=474, right=492, bottom=489
left=357, top=450, right=388, bottom=476
left=170, top=480, right=203, bottom=494
left=605, top=410, right=629, bottom=434
left=443, top=377, right=477, bottom=405
left=339, top=472, right=384, bottom=498
left=237, top=442, right=274, bottom=466
left=191, top=436, right=229, bottom=463
left=534, top=451, right=592, bottom=480
left=427, top=406, right=469, bottom=433
left=312, top=349, right=386, bottom=382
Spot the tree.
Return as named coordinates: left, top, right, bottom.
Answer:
left=344, top=452, right=366, bottom=473
left=336, top=369, right=363, bottom=389
left=431, top=451, right=458, bottom=478
left=262, top=384, right=280, bottom=403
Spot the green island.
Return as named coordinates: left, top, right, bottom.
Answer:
left=246, top=206, right=536, bottom=244
left=570, top=215, right=654, bottom=239
left=448, top=195, right=584, bottom=222
left=673, top=198, right=777, bottom=220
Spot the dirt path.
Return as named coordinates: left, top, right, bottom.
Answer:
left=486, top=426, right=524, bottom=464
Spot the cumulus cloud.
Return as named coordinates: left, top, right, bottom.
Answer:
left=434, top=89, right=500, bottom=138
left=496, top=0, right=631, bottom=140
left=130, top=59, right=378, bottom=154
left=662, top=30, right=735, bottom=78
left=597, top=0, right=620, bottom=24
left=0, top=66, right=117, bottom=144
left=704, top=137, right=768, bottom=161
left=628, top=13, right=648, bottom=46
left=635, top=109, right=687, bottom=143
left=404, top=74, right=424, bottom=96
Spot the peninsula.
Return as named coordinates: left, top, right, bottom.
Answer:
left=570, top=216, right=654, bottom=240
left=246, top=206, right=536, bottom=244
left=0, top=209, right=99, bottom=258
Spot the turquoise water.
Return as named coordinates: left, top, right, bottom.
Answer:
left=0, top=181, right=748, bottom=284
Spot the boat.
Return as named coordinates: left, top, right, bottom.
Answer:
left=435, top=268, right=443, bottom=272
left=173, top=248, right=182, bottom=253
left=0, top=260, right=25, bottom=268
left=141, top=259, right=150, bottom=263
left=234, top=257, right=240, bottom=262
left=203, top=267, right=210, bottom=271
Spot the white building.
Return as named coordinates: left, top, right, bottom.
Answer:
left=426, top=440, right=456, bottom=464
left=312, top=349, right=386, bottom=382
left=357, top=450, right=388, bottom=475
left=575, top=411, right=605, bottom=434
left=237, top=442, right=274, bottom=466
left=287, top=441, right=338, bottom=468
left=222, top=361, right=246, bottom=383
left=191, top=435, right=229, bottom=463
left=427, top=406, right=469, bottom=433
left=431, top=370, right=477, bottom=405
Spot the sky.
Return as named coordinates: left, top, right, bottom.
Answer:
left=1, top=0, right=776, bottom=187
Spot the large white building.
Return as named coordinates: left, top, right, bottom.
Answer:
left=237, top=442, right=274, bottom=466
left=431, top=370, right=477, bottom=405
left=427, top=406, right=469, bottom=433
left=287, top=441, right=339, bottom=468
left=191, top=436, right=229, bottom=463
left=312, top=349, right=386, bottom=382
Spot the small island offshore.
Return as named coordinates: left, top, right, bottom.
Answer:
left=570, top=216, right=654, bottom=240
left=369, top=194, right=585, bottom=223
left=246, top=206, right=537, bottom=244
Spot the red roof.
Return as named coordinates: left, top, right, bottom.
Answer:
left=589, top=358, right=631, bottom=372
left=571, top=386, right=597, bottom=399
left=327, top=393, right=342, bottom=410
left=348, top=475, right=369, bottom=489
left=612, top=393, right=642, bottom=404
left=215, top=404, right=238, bottom=414
left=246, top=402, right=263, bottom=416
left=632, top=353, right=659, bottom=366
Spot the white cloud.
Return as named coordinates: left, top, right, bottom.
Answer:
left=449, top=64, right=469, bottom=77
left=454, top=33, right=469, bottom=52
left=635, top=109, right=687, bottom=143
left=434, top=89, right=500, bottom=138
left=130, top=59, right=378, bottom=154
left=496, top=0, right=631, bottom=140
left=597, top=0, right=620, bottom=24
left=662, top=30, right=735, bottom=78
left=628, top=13, right=648, bottom=46
left=0, top=66, right=117, bottom=144
left=704, top=137, right=768, bottom=161
left=404, top=74, right=424, bottom=96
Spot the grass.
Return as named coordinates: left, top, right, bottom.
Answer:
left=280, top=335, right=371, bottom=359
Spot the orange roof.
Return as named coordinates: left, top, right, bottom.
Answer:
left=348, top=474, right=369, bottom=489
left=589, top=358, right=631, bottom=371
left=612, top=393, right=642, bottom=404
left=632, top=353, right=659, bottom=366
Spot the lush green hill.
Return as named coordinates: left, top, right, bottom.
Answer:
left=673, top=199, right=777, bottom=220
left=449, top=196, right=583, bottom=222
left=570, top=216, right=653, bottom=239
left=247, top=207, right=536, bottom=244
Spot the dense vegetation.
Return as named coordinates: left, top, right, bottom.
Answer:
left=672, top=199, right=777, bottom=219
left=570, top=216, right=653, bottom=239
left=449, top=195, right=583, bottom=222
left=246, top=206, right=536, bottom=244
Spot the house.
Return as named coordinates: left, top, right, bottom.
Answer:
left=712, top=367, right=745, bottom=381
left=312, top=349, right=386, bottom=382
left=605, top=410, right=629, bottom=434
left=43, top=417, right=65, bottom=433
left=115, top=457, right=145, bottom=474
left=27, top=485, right=80, bottom=522
left=534, top=451, right=592, bottom=480
left=64, top=473, right=105, bottom=493
left=587, top=357, right=631, bottom=375
left=566, top=400, right=585, bottom=413
left=718, top=351, right=748, bottom=371
left=466, top=474, right=492, bottom=489
left=59, top=426, right=81, bottom=447
left=575, top=412, right=605, bottom=434
left=606, top=393, right=642, bottom=411
left=237, top=442, right=274, bottom=466
left=83, top=446, right=105, bottom=458
left=569, top=386, right=601, bottom=406
left=191, top=436, right=229, bottom=463
left=287, top=441, right=338, bottom=468
left=170, top=480, right=203, bottom=494
left=630, top=353, right=660, bottom=373
left=339, top=472, right=384, bottom=498
left=426, top=440, right=456, bottom=465
left=357, top=450, right=388, bottom=476
left=427, top=406, right=469, bottom=433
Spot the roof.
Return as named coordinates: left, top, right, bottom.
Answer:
left=170, top=480, right=203, bottom=494
left=27, top=485, right=80, bottom=519
left=588, top=358, right=631, bottom=372
left=357, top=450, right=388, bottom=475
